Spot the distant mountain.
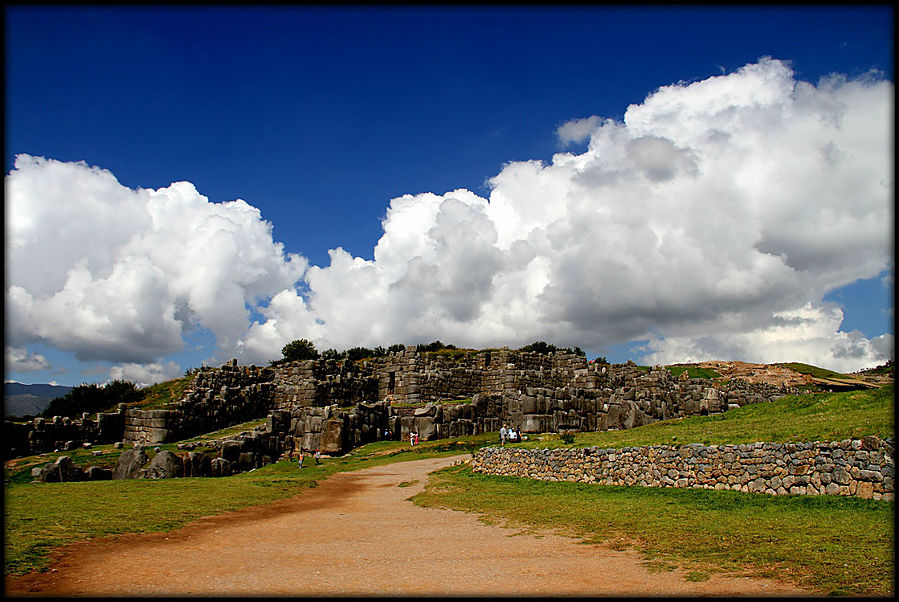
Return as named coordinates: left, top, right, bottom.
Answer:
left=4, top=382, right=73, bottom=417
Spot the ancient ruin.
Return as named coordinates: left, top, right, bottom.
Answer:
left=7, top=347, right=893, bottom=500
left=9, top=347, right=796, bottom=461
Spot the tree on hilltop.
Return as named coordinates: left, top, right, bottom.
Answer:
left=519, top=341, right=586, bottom=357
left=416, top=340, right=456, bottom=352
left=519, top=341, right=557, bottom=354
left=281, top=339, right=320, bottom=361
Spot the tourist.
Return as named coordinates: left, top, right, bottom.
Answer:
left=298, top=449, right=305, bottom=468
left=314, top=449, right=321, bottom=464
left=500, top=424, right=507, bottom=445
left=515, top=427, right=522, bottom=442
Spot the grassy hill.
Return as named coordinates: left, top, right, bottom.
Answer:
left=664, top=365, right=722, bottom=379
left=522, top=384, right=893, bottom=449
left=773, top=362, right=847, bottom=379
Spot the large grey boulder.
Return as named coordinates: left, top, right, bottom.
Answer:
left=55, top=455, right=85, bottom=481
left=267, top=410, right=291, bottom=435
left=113, top=447, right=149, bottom=479
left=187, top=451, right=212, bottom=477
left=143, top=450, right=182, bottom=479
left=413, top=416, right=437, bottom=441
left=302, top=432, right=321, bottom=452
left=34, top=455, right=86, bottom=482
left=87, top=465, right=113, bottom=480
left=220, top=440, right=242, bottom=463
left=32, top=462, right=60, bottom=483
left=319, top=418, right=345, bottom=454
left=210, top=457, right=232, bottom=477
left=238, top=451, right=256, bottom=472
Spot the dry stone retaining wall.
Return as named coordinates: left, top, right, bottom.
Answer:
left=5, top=407, right=125, bottom=457
left=124, top=362, right=275, bottom=444
left=471, top=436, right=894, bottom=500
left=268, top=351, right=796, bottom=455
left=6, top=350, right=808, bottom=459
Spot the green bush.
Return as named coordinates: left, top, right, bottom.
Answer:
left=320, top=348, right=345, bottom=361
left=416, top=340, right=456, bottom=352
left=346, top=347, right=375, bottom=362
left=281, top=339, right=320, bottom=361
left=519, top=341, right=586, bottom=357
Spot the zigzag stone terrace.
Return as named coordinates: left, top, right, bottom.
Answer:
left=10, top=347, right=795, bottom=460
left=13, top=347, right=893, bottom=500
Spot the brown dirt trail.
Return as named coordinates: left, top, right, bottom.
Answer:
left=5, top=455, right=813, bottom=596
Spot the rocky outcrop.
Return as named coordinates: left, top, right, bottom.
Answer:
left=31, top=455, right=87, bottom=483
left=113, top=447, right=150, bottom=479
left=145, top=450, right=182, bottom=479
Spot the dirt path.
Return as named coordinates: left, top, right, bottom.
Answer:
left=6, top=455, right=812, bottom=597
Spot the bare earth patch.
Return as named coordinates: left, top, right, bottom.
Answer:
left=5, top=455, right=813, bottom=597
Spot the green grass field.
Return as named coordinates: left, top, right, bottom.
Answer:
left=665, top=365, right=722, bottom=379
left=774, top=362, right=847, bottom=379
left=512, top=385, right=894, bottom=450
left=4, top=386, right=894, bottom=595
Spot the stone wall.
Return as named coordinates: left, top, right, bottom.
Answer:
left=271, top=359, right=379, bottom=409
left=268, top=350, right=794, bottom=453
left=470, top=436, right=894, bottom=500
left=123, top=361, right=275, bottom=444
left=281, top=401, right=392, bottom=454
left=6, top=351, right=805, bottom=459
left=4, top=407, right=125, bottom=457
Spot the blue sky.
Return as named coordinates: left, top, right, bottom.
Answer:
left=5, top=5, right=894, bottom=386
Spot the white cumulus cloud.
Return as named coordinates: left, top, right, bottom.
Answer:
left=109, top=361, right=183, bottom=387
left=5, top=58, right=894, bottom=376
left=638, top=304, right=895, bottom=373
left=5, top=155, right=306, bottom=371
left=5, top=346, right=51, bottom=372
left=557, top=115, right=604, bottom=146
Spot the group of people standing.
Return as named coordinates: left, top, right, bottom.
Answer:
left=287, top=447, right=322, bottom=468
left=499, top=424, right=523, bottom=445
